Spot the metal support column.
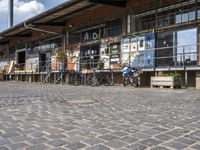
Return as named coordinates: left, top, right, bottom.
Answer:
left=8, top=0, right=14, bottom=27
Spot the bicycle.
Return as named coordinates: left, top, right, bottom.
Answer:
left=68, top=71, right=83, bottom=86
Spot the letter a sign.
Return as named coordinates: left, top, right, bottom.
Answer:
left=84, top=32, right=89, bottom=41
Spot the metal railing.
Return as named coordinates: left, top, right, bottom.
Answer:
left=4, top=43, right=200, bottom=74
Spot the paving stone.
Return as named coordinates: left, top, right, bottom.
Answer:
left=120, top=136, right=139, bottom=144
left=154, top=134, right=173, bottom=141
left=104, top=139, right=127, bottom=148
left=192, top=144, right=200, bottom=150
left=0, top=138, right=11, bottom=145
left=0, top=146, right=9, bottom=150
left=66, top=142, right=86, bottom=150
left=98, top=134, right=118, bottom=141
left=151, top=146, right=170, bottom=150
left=152, top=127, right=168, bottom=132
left=46, top=134, right=66, bottom=140
left=10, top=135, right=28, bottom=143
left=139, top=138, right=162, bottom=147
left=165, top=129, right=189, bottom=137
left=94, top=129, right=111, bottom=135
left=85, top=144, right=110, bottom=150
left=7, top=142, right=28, bottom=150
left=163, top=141, right=188, bottom=150
left=111, top=131, right=129, bottom=137
left=1, top=132, right=20, bottom=138
left=26, top=144, right=50, bottom=150
left=29, top=137, right=48, bottom=145
left=83, top=138, right=104, bottom=145
left=175, top=137, right=196, bottom=145
left=127, top=143, right=147, bottom=150
left=63, top=126, right=77, bottom=131
left=47, top=139, right=68, bottom=147
left=132, top=133, right=151, bottom=139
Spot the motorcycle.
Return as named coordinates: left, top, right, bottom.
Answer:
left=122, top=66, right=142, bottom=87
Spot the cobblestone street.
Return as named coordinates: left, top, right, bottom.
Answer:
left=0, top=82, right=200, bottom=150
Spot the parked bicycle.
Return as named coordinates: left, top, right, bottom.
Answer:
left=122, top=66, right=142, bottom=87
left=68, top=71, right=83, bottom=86
left=91, top=71, right=114, bottom=86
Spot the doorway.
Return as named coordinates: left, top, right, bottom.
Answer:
left=17, top=51, right=26, bottom=70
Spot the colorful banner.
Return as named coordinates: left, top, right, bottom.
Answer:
left=145, top=32, right=155, bottom=50
left=130, top=50, right=154, bottom=68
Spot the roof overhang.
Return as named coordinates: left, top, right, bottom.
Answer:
left=0, top=0, right=128, bottom=44
left=0, top=0, right=100, bottom=43
left=89, top=0, right=127, bottom=7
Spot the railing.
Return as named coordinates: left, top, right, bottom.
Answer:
left=68, top=44, right=200, bottom=72
left=3, top=43, right=200, bottom=74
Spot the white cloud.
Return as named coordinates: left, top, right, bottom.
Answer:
left=0, top=0, right=45, bottom=25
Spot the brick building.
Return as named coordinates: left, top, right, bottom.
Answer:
left=0, top=0, right=200, bottom=88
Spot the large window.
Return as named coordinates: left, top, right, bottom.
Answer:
left=156, top=28, right=198, bottom=67
left=105, top=18, right=122, bottom=37
left=80, top=44, right=100, bottom=69
left=133, top=11, right=156, bottom=32
left=156, top=31, right=174, bottom=67
left=176, top=28, right=197, bottom=66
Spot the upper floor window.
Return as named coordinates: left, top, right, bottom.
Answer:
left=131, top=0, right=198, bottom=33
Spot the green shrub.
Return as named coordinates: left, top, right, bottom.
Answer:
left=97, top=60, right=104, bottom=70
left=168, top=71, right=181, bottom=77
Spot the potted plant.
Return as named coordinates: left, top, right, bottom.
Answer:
left=97, top=59, right=104, bottom=70
left=56, top=51, right=67, bottom=72
left=82, top=61, right=89, bottom=74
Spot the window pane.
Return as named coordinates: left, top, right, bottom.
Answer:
left=198, top=10, right=200, bottom=19
left=182, top=13, right=189, bottom=22
left=176, top=14, right=182, bottom=23
left=177, top=28, right=197, bottom=65
left=189, top=11, right=196, bottom=21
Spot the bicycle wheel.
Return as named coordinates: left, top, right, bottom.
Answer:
left=131, top=77, right=138, bottom=87
left=123, top=77, right=128, bottom=86
left=91, top=76, right=98, bottom=87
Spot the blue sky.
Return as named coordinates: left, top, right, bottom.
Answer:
left=0, top=0, right=67, bottom=32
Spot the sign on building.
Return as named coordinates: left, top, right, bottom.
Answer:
left=110, top=42, right=121, bottom=65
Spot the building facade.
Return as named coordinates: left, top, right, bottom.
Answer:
left=0, top=0, right=200, bottom=88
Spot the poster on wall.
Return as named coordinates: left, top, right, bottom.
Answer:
left=26, top=54, right=39, bottom=72
left=110, top=43, right=121, bottom=65
left=130, top=51, right=154, bottom=67
left=100, top=40, right=109, bottom=69
left=137, top=35, right=145, bottom=51
left=145, top=32, right=155, bottom=50
left=130, top=37, right=138, bottom=52
left=121, top=38, right=130, bottom=65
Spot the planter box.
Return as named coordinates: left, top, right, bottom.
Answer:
left=151, top=77, right=181, bottom=88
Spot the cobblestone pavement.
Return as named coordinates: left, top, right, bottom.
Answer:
left=0, top=82, right=200, bottom=150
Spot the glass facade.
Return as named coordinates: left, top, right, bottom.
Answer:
left=156, top=28, right=198, bottom=67
left=176, top=28, right=197, bottom=66
left=131, top=0, right=198, bottom=32
left=156, top=31, right=174, bottom=67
